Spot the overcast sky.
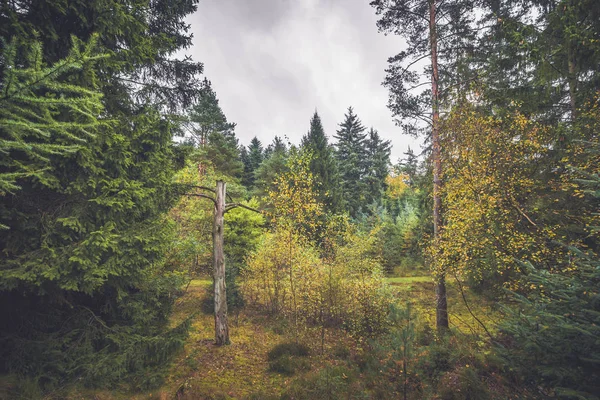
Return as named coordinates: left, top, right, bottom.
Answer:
left=185, top=0, right=422, bottom=162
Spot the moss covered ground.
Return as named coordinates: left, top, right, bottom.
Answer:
left=29, top=275, right=506, bottom=399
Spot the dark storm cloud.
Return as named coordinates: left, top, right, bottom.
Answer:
left=185, top=0, right=421, bottom=161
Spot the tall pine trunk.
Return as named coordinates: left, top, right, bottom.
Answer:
left=213, top=180, right=230, bottom=345
left=430, top=0, right=449, bottom=332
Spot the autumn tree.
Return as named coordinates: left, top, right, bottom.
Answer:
left=371, top=0, right=478, bottom=331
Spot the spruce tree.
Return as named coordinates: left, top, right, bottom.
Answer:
left=334, top=107, right=368, bottom=217
left=364, top=128, right=391, bottom=207
left=189, top=80, right=243, bottom=178
left=301, top=111, right=343, bottom=213
left=242, top=137, right=264, bottom=190
left=255, top=137, right=289, bottom=201
left=0, top=0, right=202, bottom=389
left=189, top=78, right=236, bottom=145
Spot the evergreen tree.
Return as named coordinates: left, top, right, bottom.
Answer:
left=242, top=137, right=264, bottom=190
left=301, top=111, right=343, bottom=213
left=398, top=147, right=419, bottom=187
left=370, top=0, right=477, bottom=332
left=364, top=128, right=391, bottom=207
left=264, top=135, right=287, bottom=158
left=255, top=137, right=289, bottom=201
left=334, top=107, right=367, bottom=218
left=0, top=37, right=104, bottom=219
left=189, top=80, right=243, bottom=178
left=474, top=0, right=600, bottom=122
left=0, top=0, right=202, bottom=389
left=189, top=78, right=236, bottom=145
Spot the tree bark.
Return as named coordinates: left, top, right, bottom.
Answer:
left=213, top=180, right=229, bottom=345
left=430, top=0, right=449, bottom=332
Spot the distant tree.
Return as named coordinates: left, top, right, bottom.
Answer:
left=334, top=107, right=368, bottom=217
left=188, top=80, right=243, bottom=178
left=254, top=137, right=289, bottom=201
left=397, top=147, right=419, bottom=187
left=189, top=79, right=236, bottom=145
left=242, top=137, right=264, bottom=190
left=364, top=128, right=391, bottom=207
left=264, top=135, right=287, bottom=158
left=301, top=111, right=343, bottom=213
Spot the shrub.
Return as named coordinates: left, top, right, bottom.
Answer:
left=268, top=342, right=310, bottom=361
left=267, top=342, right=311, bottom=376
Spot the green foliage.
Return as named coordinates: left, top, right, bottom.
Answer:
left=334, top=107, right=368, bottom=217
left=301, top=111, right=343, bottom=213
left=0, top=36, right=105, bottom=222
left=0, top=0, right=202, bottom=390
left=187, top=79, right=243, bottom=178
left=241, top=136, right=265, bottom=191
left=281, top=365, right=359, bottom=399
left=498, top=147, right=600, bottom=397
left=254, top=137, right=289, bottom=202
left=364, top=128, right=391, bottom=207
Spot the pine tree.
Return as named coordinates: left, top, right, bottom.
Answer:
left=301, top=111, right=343, bottom=213
left=255, top=137, right=289, bottom=201
left=334, top=107, right=368, bottom=218
left=370, top=0, right=476, bottom=331
left=0, top=0, right=202, bottom=389
left=364, top=128, right=391, bottom=207
left=242, top=137, right=264, bottom=190
left=474, top=0, right=600, bottom=122
left=189, top=78, right=236, bottom=145
left=189, top=80, right=243, bottom=178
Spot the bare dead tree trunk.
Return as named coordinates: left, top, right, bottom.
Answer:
left=213, top=180, right=229, bottom=345
left=430, top=0, right=449, bottom=332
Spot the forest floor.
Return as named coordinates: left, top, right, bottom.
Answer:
left=54, top=275, right=501, bottom=400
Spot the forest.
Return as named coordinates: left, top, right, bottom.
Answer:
left=0, top=0, right=599, bottom=399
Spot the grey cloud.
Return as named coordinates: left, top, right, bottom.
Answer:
left=186, top=0, right=422, bottom=161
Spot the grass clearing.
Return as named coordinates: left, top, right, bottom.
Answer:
left=52, top=276, right=502, bottom=399
left=385, top=275, right=431, bottom=284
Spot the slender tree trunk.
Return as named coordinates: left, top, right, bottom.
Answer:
left=213, top=180, right=230, bottom=345
left=430, top=0, right=449, bottom=332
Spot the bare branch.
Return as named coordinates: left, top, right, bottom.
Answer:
left=224, top=203, right=263, bottom=214
left=187, top=193, right=216, bottom=205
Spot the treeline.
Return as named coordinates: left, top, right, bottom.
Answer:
left=187, top=100, right=395, bottom=219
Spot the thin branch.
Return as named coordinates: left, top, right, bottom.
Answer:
left=224, top=203, right=263, bottom=214
left=511, top=197, right=538, bottom=228
left=182, top=184, right=215, bottom=193
left=451, top=271, right=495, bottom=340
left=187, top=193, right=216, bottom=205
left=390, top=4, right=430, bottom=24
